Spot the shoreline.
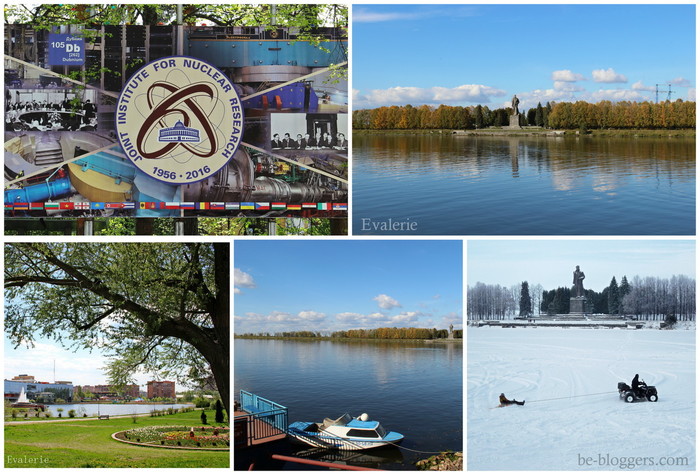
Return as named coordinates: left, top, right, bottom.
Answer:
left=353, top=128, right=695, bottom=138
left=234, top=336, right=463, bottom=343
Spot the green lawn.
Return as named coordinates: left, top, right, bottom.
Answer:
left=5, top=410, right=229, bottom=468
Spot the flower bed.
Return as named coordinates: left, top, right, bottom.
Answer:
left=113, top=426, right=230, bottom=450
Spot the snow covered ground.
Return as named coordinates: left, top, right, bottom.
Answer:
left=467, top=328, right=695, bottom=470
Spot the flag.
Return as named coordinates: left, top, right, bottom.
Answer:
left=30, top=202, right=44, bottom=210
left=332, top=203, right=348, bottom=211
left=179, top=202, right=195, bottom=209
left=60, top=202, right=74, bottom=210
left=317, top=203, right=330, bottom=211
left=287, top=204, right=301, bottom=211
left=105, top=202, right=123, bottom=209
left=241, top=202, right=255, bottom=210
left=5, top=203, right=14, bottom=211
left=91, top=202, right=105, bottom=210
left=256, top=202, right=270, bottom=210
left=225, top=202, right=240, bottom=210
left=45, top=202, right=60, bottom=210
left=197, top=202, right=209, bottom=210
left=74, top=202, right=90, bottom=210
left=161, top=202, right=180, bottom=209
left=122, top=202, right=135, bottom=209
left=14, top=202, right=29, bottom=210
left=140, top=202, right=156, bottom=210
left=302, top=202, right=316, bottom=209
left=210, top=202, right=225, bottom=210
left=271, top=202, right=286, bottom=210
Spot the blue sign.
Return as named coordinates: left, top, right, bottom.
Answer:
left=47, top=33, right=85, bottom=65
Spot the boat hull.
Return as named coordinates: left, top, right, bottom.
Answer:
left=288, top=422, right=403, bottom=451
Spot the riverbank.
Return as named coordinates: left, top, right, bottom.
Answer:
left=353, top=128, right=696, bottom=138
left=4, top=409, right=229, bottom=468
left=234, top=336, right=462, bottom=343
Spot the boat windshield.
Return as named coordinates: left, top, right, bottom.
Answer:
left=375, top=424, right=387, bottom=438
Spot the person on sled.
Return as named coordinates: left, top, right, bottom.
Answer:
left=499, top=393, right=525, bottom=406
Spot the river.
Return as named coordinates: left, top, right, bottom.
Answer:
left=352, top=133, right=695, bottom=235
left=234, top=339, right=463, bottom=470
left=45, top=402, right=194, bottom=416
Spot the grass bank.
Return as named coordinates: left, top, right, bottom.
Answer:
left=5, top=409, right=229, bottom=468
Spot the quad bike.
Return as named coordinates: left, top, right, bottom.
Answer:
left=618, top=380, right=658, bottom=403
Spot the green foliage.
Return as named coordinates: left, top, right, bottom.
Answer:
left=214, top=400, right=225, bottom=424
left=200, top=411, right=207, bottom=425
left=68, top=409, right=76, bottom=418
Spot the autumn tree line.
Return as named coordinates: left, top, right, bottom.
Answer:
left=353, top=99, right=695, bottom=131
left=236, top=327, right=463, bottom=339
left=468, top=275, right=695, bottom=321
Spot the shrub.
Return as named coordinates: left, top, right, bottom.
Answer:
left=68, top=409, right=76, bottom=418
left=200, top=411, right=208, bottom=425
left=11, top=410, right=17, bottom=419
left=214, top=400, right=225, bottom=423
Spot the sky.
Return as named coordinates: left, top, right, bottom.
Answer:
left=467, top=239, right=696, bottom=291
left=234, top=240, right=463, bottom=334
left=352, top=4, right=696, bottom=110
left=3, top=335, right=169, bottom=390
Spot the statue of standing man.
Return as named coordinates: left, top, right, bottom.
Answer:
left=573, top=265, right=585, bottom=297
left=511, top=94, right=520, bottom=116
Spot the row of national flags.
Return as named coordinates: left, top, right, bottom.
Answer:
left=5, top=202, right=349, bottom=212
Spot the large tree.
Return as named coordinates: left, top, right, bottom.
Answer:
left=4, top=242, right=230, bottom=415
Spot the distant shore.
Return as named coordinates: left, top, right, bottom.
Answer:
left=234, top=336, right=462, bottom=343
left=353, top=128, right=695, bottom=138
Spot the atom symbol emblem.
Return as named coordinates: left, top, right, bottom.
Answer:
left=138, top=81, right=218, bottom=159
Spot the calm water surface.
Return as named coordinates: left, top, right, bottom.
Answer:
left=234, top=339, right=462, bottom=470
left=353, top=134, right=695, bottom=235
left=45, top=402, right=193, bottom=416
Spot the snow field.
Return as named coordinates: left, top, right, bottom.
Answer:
left=467, top=328, right=695, bottom=470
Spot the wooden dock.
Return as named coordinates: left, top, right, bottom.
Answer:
left=234, top=410, right=287, bottom=448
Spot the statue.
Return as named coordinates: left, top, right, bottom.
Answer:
left=573, top=265, right=585, bottom=298
left=511, top=95, right=520, bottom=116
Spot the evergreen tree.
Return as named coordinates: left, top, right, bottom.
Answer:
left=619, top=276, right=631, bottom=314
left=535, top=102, right=544, bottom=127
left=608, top=276, right=620, bottom=315
left=519, top=281, right=532, bottom=316
left=214, top=399, right=225, bottom=423
left=475, top=105, right=484, bottom=129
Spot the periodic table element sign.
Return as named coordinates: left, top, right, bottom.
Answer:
left=47, top=33, right=85, bottom=66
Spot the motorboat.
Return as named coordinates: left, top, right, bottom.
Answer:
left=288, top=413, right=404, bottom=450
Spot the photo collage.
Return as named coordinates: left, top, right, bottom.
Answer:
left=2, top=3, right=696, bottom=472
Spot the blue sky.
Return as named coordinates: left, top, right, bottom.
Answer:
left=234, top=240, right=463, bottom=334
left=468, top=239, right=696, bottom=291
left=352, top=4, right=696, bottom=110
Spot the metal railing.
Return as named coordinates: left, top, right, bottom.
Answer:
left=236, top=391, right=288, bottom=447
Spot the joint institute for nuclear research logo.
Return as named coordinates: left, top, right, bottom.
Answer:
left=116, top=56, right=243, bottom=184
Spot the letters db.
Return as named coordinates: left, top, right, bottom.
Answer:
left=48, top=34, right=85, bottom=65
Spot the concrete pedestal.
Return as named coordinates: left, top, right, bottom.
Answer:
left=507, top=114, right=521, bottom=129
left=570, top=297, right=587, bottom=315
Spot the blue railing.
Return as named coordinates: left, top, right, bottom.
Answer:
left=236, top=391, right=289, bottom=447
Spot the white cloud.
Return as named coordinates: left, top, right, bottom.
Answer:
left=234, top=310, right=327, bottom=334
left=335, top=311, right=428, bottom=329
left=353, top=9, right=421, bottom=23
left=688, top=88, right=696, bottom=101
left=551, top=70, right=585, bottom=82
left=592, top=68, right=628, bottom=83
left=669, top=77, right=693, bottom=88
left=554, top=81, right=586, bottom=92
left=373, top=294, right=401, bottom=310
left=354, top=84, right=506, bottom=109
left=233, top=268, right=255, bottom=295
left=588, top=88, right=648, bottom=102
left=632, top=80, right=655, bottom=92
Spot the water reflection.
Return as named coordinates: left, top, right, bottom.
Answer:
left=353, top=133, right=695, bottom=235
left=290, top=446, right=405, bottom=468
